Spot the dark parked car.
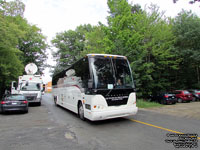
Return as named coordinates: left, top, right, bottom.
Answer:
left=188, top=89, right=200, bottom=101
left=149, top=92, right=177, bottom=105
left=0, top=94, right=28, bottom=113
left=173, top=90, right=193, bottom=103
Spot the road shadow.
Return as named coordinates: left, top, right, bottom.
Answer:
left=87, top=117, right=130, bottom=126
left=54, top=104, right=130, bottom=125
left=0, top=111, right=27, bottom=115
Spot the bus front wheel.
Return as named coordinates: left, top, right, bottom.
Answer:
left=78, top=102, right=85, bottom=121
left=54, top=96, right=58, bottom=106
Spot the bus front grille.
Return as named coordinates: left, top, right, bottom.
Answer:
left=105, top=95, right=128, bottom=106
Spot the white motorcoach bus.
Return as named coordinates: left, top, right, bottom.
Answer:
left=52, top=54, right=138, bottom=121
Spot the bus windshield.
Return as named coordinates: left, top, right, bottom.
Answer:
left=90, top=56, right=135, bottom=89
left=21, top=82, right=41, bottom=91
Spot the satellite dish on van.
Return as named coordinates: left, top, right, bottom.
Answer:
left=25, top=63, right=38, bottom=75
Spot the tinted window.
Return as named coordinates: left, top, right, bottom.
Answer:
left=113, top=58, right=134, bottom=89
left=90, top=57, right=114, bottom=89
left=73, top=58, right=90, bottom=88
left=52, top=58, right=90, bottom=89
left=5, top=95, right=25, bottom=101
left=90, top=56, right=134, bottom=89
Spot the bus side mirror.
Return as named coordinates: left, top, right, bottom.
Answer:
left=88, top=79, right=93, bottom=89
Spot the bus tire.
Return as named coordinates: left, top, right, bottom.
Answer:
left=78, top=102, right=85, bottom=121
left=54, top=96, right=58, bottom=106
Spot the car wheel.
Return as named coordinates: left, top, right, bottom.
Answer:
left=177, top=98, right=182, bottom=103
left=78, top=102, right=85, bottom=121
left=38, top=102, right=41, bottom=106
left=24, top=109, right=28, bottom=113
left=1, top=108, right=5, bottom=114
left=192, top=97, right=196, bottom=102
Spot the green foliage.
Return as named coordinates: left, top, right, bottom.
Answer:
left=102, top=1, right=179, bottom=95
left=172, top=10, right=200, bottom=89
left=17, top=21, right=48, bottom=73
left=51, top=0, right=200, bottom=97
left=51, top=24, right=93, bottom=74
left=82, top=25, right=107, bottom=55
left=0, top=13, right=23, bottom=96
left=0, top=0, right=48, bottom=97
left=136, top=99, right=163, bottom=108
left=0, top=0, right=25, bottom=17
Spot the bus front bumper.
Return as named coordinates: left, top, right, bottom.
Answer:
left=86, top=106, right=138, bottom=121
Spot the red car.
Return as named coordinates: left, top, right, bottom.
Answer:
left=173, top=90, right=193, bottom=103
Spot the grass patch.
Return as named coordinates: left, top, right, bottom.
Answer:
left=136, top=99, right=163, bottom=108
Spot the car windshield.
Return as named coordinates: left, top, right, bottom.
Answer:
left=90, top=56, right=134, bottom=89
left=183, top=91, right=190, bottom=94
left=21, top=82, right=40, bottom=91
left=5, top=95, right=25, bottom=101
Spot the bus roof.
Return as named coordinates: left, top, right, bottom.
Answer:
left=87, top=54, right=126, bottom=58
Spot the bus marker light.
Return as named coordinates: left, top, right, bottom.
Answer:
left=94, top=105, right=97, bottom=108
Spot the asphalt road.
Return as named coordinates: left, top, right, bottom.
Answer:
left=0, top=93, right=199, bottom=150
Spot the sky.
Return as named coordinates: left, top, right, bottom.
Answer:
left=19, top=0, right=200, bottom=83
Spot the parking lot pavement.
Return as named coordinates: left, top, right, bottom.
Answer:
left=0, top=104, right=89, bottom=150
left=0, top=94, right=199, bottom=150
left=141, top=101, right=200, bottom=120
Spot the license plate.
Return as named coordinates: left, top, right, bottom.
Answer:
left=12, top=102, right=17, bottom=105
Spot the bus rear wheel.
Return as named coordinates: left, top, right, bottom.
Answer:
left=78, top=102, right=85, bottom=121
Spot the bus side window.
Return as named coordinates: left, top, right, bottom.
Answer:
left=73, top=58, right=90, bottom=88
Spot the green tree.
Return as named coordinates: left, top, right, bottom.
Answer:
left=82, top=24, right=107, bottom=55
left=17, top=21, right=48, bottom=73
left=1, top=0, right=48, bottom=73
left=51, top=24, right=93, bottom=74
left=0, top=0, right=48, bottom=97
left=0, top=13, right=23, bottom=96
left=104, top=1, right=178, bottom=96
left=0, top=0, right=25, bottom=17
left=172, top=10, right=200, bottom=88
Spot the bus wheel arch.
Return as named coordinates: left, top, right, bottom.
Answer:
left=78, top=100, right=85, bottom=121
